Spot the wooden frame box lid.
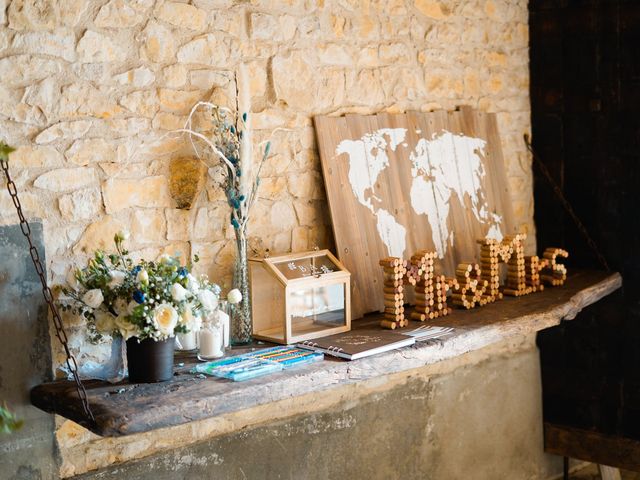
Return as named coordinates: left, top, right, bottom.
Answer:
left=249, top=250, right=351, bottom=345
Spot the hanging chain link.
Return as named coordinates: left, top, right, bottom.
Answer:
left=524, top=134, right=611, bottom=272
left=1, top=157, right=95, bottom=423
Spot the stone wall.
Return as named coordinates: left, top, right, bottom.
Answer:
left=0, top=0, right=534, bottom=477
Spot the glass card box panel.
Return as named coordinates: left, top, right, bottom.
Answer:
left=289, top=284, right=347, bottom=337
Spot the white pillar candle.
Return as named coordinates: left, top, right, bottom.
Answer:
left=217, top=310, right=230, bottom=347
left=176, top=331, right=197, bottom=351
left=198, top=327, right=224, bottom=358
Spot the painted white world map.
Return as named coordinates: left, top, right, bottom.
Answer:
left=336, top=128, right=504, bottom=259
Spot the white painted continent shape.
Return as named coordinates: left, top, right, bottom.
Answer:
left=375, top=209, right=407, bottom=258
left=336, top=128, right=407, bottom=212
left=410, top=131, right=504, bottom=258
left=336, top=128, right=408, bottom=257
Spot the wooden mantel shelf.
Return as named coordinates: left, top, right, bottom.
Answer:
left=31, top=270, right=621, bottom=437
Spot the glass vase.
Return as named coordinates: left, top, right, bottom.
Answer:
left=231, top=232, right=252, bottom=345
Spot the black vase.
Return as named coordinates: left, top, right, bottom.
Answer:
left=126, top=337, right=175, bottom=383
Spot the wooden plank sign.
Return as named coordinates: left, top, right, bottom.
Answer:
left=315, top=107, right=517, bottom=319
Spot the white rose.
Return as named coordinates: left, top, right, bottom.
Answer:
left=171, top=283, right=187, bottom=302
left=66, top=269, right=81, bottom=291
left=115, top=316, right=139, bottom=341
left=179, top=306, right=202, bottom=332
left=227, top=288, right=243, bottom=305
left=152, top=303, right=178, bottom=337
left=186, top=274, right=200, bottom=292
left=198, top=289, right=218, bottom=312
left=157, top=253, right=172, bottom=264
left=108, top=270, right=127, bottom=288
left=94, top=311, right=116, bottom=334
left=113, top=298, right=129, bottom=316
left=82, top=289, right=104, bottom=309
left=136, top=269, right=149, bottom=285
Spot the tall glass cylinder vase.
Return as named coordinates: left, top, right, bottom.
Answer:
left=231, top=231, right=252, bottom=344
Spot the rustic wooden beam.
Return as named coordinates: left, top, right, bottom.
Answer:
left=31, top=270, right=621, bottom=437
left=545, top=422, right=640, bottom=472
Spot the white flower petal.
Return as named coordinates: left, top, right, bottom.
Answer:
left=82, top=289, right=104, bottom=309
left=227, top=288, right=242, bottom=304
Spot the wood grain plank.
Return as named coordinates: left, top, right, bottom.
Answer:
left=545, top=422, right=640, bottom=472
left=314, top=115, right=367, bottom=317
left=404, top=110, right=452, bottom=274
left=343, top=113, right=389, bottom=316
left=449, top=109, right=486, bottom=254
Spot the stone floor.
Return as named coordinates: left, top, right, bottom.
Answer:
left=571, top=464, right=640, bottom=479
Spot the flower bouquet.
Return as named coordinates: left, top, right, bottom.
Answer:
left=59, top=232, right=221, bottom=383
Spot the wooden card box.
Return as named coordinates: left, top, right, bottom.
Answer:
left=249, top=250, right=351, bottom=345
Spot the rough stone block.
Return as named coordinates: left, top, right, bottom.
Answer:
left=166, top=208, right=194, bottom=241
left=58, top=188, right=102, bottom=221
left=77, top=30, right=127, bottom=63
left=94, top=0, right=146, bottom=28
left=193, top=206, right=227, bottom=241
left=34, top=167, right=97, bottom=192
left=159, top=89, right=205, bottom=114
left=12, top=29, right=77, bottom=62
left=140, top=21, right=176, bottom=63
left=177, top=34, right=228, bottom=66
left=131, top=208, right=167, bottom=244
left=112, top=67, right=155, bottom=88
left=35, top=120, right=92, bottom=144
left=10, top=145, right=63, bottom=168
left=65, top=139, right=116, bottom=166
left=73, top=215, right=127, bottom=254
left=155, top=2, right=207, bottom=31
left=189, top=70, right=231, bottom=89
left=162, top=65, right=187, bottom=88
left=120, top=90, right=159, bottom=118
left=102, top=176, right=172, bottom=213
left=0, top=55, right=61, bottom=87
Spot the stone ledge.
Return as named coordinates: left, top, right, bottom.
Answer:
left=31, top=270, right=621, bottom=438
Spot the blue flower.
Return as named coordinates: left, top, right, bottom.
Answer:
left=133, top=290, right=146, bottom=304
left=131, top=265, right=142, bottom=275
left=211, top=284, right=221, bottom=295
left=177, top=267, right=188, bottom=278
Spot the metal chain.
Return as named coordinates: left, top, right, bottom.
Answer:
left=524, top=134, right=611, bottom=272
left=1, top=158, right=95, bottom=423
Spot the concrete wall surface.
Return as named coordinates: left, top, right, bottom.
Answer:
left=0, top=223, right=58, bottom=480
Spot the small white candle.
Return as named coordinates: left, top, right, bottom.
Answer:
left=176, top=331, right=197, bottom=351
left=199, top=326, right=223, bottom=358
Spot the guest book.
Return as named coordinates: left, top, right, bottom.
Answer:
left=297, top=329, right=415, bottom=360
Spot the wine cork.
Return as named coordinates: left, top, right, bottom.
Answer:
left=380, top=320, right=398, bottom=330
